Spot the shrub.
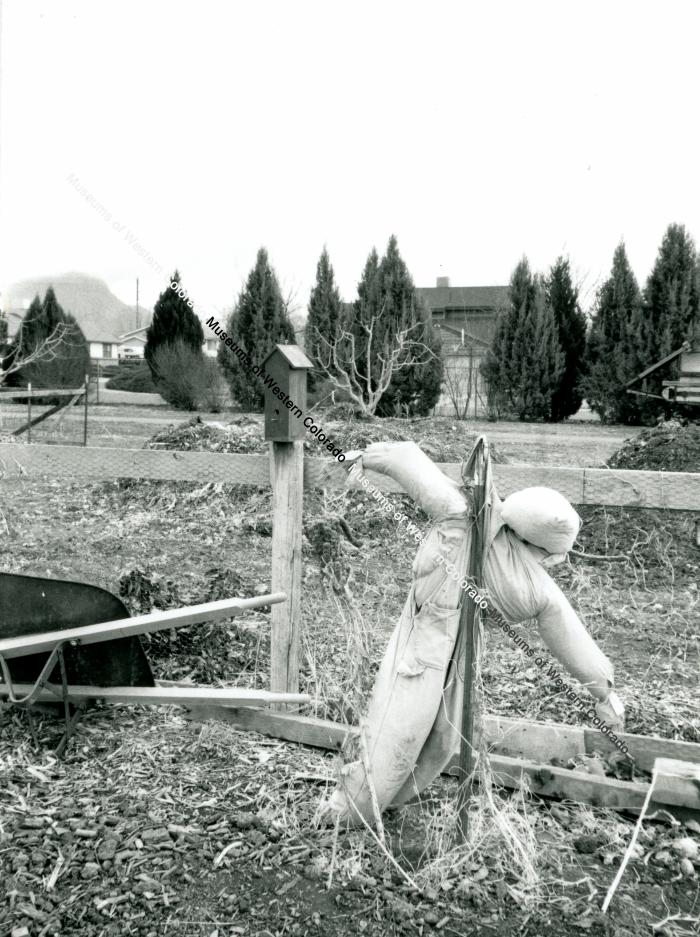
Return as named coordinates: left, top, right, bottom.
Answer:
left=151, top=341, right=228, bottom=411
left=105, top=362, right=157, bottom=393
left=144, top=271, right=204, bottom=378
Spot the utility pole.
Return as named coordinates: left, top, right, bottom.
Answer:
left=136, top=278, right=140, bottom=329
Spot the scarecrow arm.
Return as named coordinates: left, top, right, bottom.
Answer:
left=344, top=441, right=467, bottom=518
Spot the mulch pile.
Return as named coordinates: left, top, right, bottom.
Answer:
left=607, top=419, right=700, bottom=472
left=145, top=416, right=266, bottom=455
left=143, top=413, right=506, bottom=464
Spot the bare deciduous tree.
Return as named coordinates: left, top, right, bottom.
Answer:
left=0, top=320, right=75, bottom=388
left=312, top=312, right=437, bottom=417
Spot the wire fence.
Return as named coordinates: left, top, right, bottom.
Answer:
left=0, top=382, right=92, bottom=447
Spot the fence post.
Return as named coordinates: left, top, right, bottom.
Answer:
left=27, top=383, right=32, bottom=444
left=269, top=440, right=304, bottom=699
left=83, top=375, right=89, bottom=446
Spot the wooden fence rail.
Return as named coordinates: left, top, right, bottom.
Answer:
left=0, top=443, right=698, bottom=510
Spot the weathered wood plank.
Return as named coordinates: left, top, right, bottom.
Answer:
left=485, top=715, right=585, bottom=763
left=270, top=441, right=304, bottom=697
left=188, top=707, right=700, bottom=814
left=0, top=685, right=311, bottom=708
left=0, top=388, right=85, bottom=399
left=444, top=752, right=651, bottom=812
left=490, top=716, right=700, bottom=773
left=0, top=444, right=269, bottom=485
left=583, top=727, right=700, bottom=771
left=0, top=593, right=286, bottom=659
left=1, top=444, right=697, bottom=510
left=654, top=757, right=700, bottom=810
left=187, top=705, right=354, bottom=751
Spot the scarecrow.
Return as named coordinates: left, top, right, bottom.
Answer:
left=320, top=440, right=625, bottom=826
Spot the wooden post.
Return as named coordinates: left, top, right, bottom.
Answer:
left=456, top=437, right=489, bottom=842
left=269, top=440, right=304, bottom=698
left=96, top=362, right=100, bottom=405
left=27, top=383, right=32, bottom=444
left=83, top=374, right=89, bottom=446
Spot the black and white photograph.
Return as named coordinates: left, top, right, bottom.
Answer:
left=0, top=3, right=699, bottom=936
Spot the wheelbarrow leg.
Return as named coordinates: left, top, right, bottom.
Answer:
left=0, top=642, right=86, bottom=757
left=53, top=645, right=87, bottom=758
left=54, top=701, right=87, bottom=758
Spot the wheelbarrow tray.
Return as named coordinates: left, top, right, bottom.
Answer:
left=0, top=572, right=155, bottom=688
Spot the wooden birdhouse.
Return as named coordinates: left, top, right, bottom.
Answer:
left=261, top=344, right=313, bottom=442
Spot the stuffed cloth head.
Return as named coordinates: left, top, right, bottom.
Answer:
left=501, top=486, right=580, bottom=554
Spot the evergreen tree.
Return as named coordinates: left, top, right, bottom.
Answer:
left=0, top=309, right=7, bottom=344
left=585, top=243, right=643, bottom=424
left=515, top=282, right=565, bottom=421
left=482, top=257, right=535, bottom=414
left=3, top=288, right=89, bottom=390
left=218, top=248, right=295, bottom=410
left=346, top=236, right=442, bottom=415
left=633, top=223, right=699, bottom=420
left=144, top=271, right=204, bottom=377
left=307, top=247, right=342, bottom=386
left=482, top=259, right=565, bottom=421
left=545, top=256, right=587, bottom=420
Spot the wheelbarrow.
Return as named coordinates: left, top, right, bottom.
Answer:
left=0, top=572, right=308, bottom=755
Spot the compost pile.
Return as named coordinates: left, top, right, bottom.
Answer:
left=142, top=413, right=506, bottom=464
left=325, top=416, right=507, bottom=464
left=145, top=415, right=266, bottom=454
left=607, top=419, right=700, bottom=472
left=117, top=567, right=270, bottom=685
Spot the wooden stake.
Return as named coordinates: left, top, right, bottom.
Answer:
left=456, top=436, right=489, bottom=842
left=269, top=440, right=304, bottom=699
left=27, top=382, right=32, bottom=443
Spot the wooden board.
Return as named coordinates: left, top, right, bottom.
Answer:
left=654, top=758, right=700, bottom=810
left=0, top=388, right=86, bottom=399
left=187, top=705, right=354, bottom=751
left=0, top=684, right=311, bottom=708
left=1, top=444, right=697, bottom=510
left=486, top=715, right=700, bottom=773
left=186, top=707, right=700, bottom=815
left=0, top=443, right=269, bottom=486
left=0, top=593, right=286, bottom=659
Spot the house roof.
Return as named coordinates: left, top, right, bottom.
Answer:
left=119, top=326, right=149, bottom=340
left=417, top=284, right=509, bottom=311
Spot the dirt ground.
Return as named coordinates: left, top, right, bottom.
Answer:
left=1, top=413, right=698, bottom=937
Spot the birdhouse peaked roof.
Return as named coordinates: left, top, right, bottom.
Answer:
left=262, top=344, right=313, bottom=369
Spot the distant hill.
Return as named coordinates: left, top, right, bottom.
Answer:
left=3, top=273, right=147, bottom=343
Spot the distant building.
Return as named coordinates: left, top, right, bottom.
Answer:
left=296, top=278, right=509, bottom=416
left=3, top=274, right=220, bottom=366
left=4, top=274, right=147, bottom=367
left=417, top=278, right=509, bottom=416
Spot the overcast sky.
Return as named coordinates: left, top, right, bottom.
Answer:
left=1, top=0, right=699, bottom=320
